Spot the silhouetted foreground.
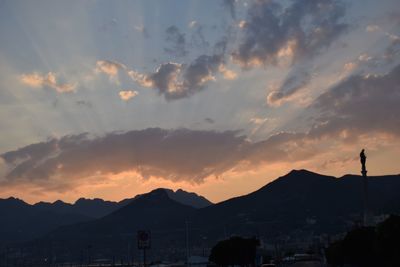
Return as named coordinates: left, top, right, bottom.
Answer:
left=326, top=215, right=400, bottom=266
left=1, top=170, right=400, bottom=265
left=209, top=236, right=260, bottom=267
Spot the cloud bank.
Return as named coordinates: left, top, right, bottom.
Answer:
left=0, top=128, right=316, bottom=192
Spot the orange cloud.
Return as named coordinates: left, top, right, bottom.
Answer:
left=20, top=72, right=76, bottom=93
left=119, top=90, right=138, bottom=101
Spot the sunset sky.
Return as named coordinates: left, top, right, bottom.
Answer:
left=0, top=0, right=399, bottom=204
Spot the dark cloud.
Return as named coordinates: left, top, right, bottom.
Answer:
left=129, top=54, right=224, bottom=100
left=308, top=64, right=400, bottom=138
left=232, top=0, right=348, bottom=105
left=164, top=26, right=188, bottom=58
left=0, top=128, right=317, bottom=192
left=233, top=0, right=347, bottom=67
left=148, top=62, right=182, bottom=95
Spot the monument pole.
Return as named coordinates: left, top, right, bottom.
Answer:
left=360, top=149, right=369, bottom=226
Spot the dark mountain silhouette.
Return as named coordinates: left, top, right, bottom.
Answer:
left=51, top=189, right=195, bottom=238
left=30, top=170, right=399, bottom=261
left=120, top=188, right=213, bottom=209
left=42, top=189, right=196, bottom=259
left=191, top=170, right=400, bottom=238
left=0, top=188, right=211, bottom=244
left=0, top=197, right=91, bottom=243
left=2, top=170, right=400, bottom=260
left=165, top=188, right=213, bottom=208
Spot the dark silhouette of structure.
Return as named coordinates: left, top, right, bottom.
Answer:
left=360, top=149, right=369, bottom=226
left=360, top=149, right=367, bottom=173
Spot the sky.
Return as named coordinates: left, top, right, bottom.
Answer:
left=0, top=0, right=399, bottom=204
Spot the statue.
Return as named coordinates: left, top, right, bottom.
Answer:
left=360, top=149, right=366, bottom=173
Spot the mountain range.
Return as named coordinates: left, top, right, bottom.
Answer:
left=0, top=188, right=212, bottom=243
left=2, top=169, right=400, bottom=261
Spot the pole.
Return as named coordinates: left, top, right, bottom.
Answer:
left=186, top=221, right=190, bottom=267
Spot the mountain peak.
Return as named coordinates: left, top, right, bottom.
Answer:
left=148, top=188, right=170, bottom=196
left=165, top=188, right=213, bottom=208
left=74, top=197, right=109, bottom=205
left=131, top=188, right=213, bottom=208
left=288, top=169, right=319, bottom=176
left=1, top=197, right=27, bottom=206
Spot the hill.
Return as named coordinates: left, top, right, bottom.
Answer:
left=0, top=188, right=212, bottom=244
left=34, top=170, right=400, bottom=261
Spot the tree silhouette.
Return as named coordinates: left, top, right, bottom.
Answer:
left=209, top=236, right=260, bottom=267
left=326, top=215, right=400, bottom=267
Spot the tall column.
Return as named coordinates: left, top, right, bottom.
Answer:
left=362, top=168, right=369, bottom=226
left=360, top=149, right=369, bottom=226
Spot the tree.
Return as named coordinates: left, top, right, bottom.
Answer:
left=326, top=215, right=400, bottom=267
left=209, top=236, right=260, bottom=267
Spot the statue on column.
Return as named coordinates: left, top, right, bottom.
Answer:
left=360, top=149, right=367, bottom=173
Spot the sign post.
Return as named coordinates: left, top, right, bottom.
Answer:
left=137, top=230, right=151, bottom=267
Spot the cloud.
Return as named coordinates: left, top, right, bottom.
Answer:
left=129, top=54, right=224, bottom=100
left=219, top=64, right=237, bottom=80
left=95, top=60, right=126, bottom=82
left=232, top=0, right=348, bottom=67
left=231, top=0, right=347, bottom=106
left=119, top=90, right=138, bottom=101
left=20, top=72, right=76, bottom=93
left=11, top=60, right=400, bottom=194
left=164, top=26, right=188, bottom=58
left=307, top=63, right=400, bottom=139
left=0, top=128, right=318, bottom=192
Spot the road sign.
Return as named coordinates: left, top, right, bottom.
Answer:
left=137, top=230, right=151, bottom=249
